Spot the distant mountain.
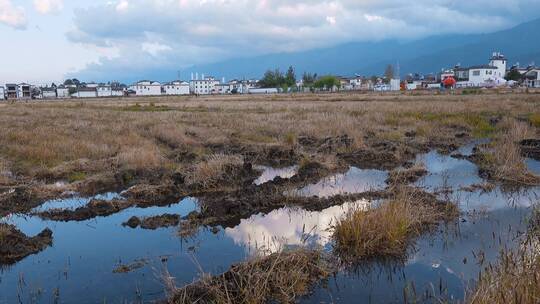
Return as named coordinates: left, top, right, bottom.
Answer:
left=186, top=18, right=540, bottom=79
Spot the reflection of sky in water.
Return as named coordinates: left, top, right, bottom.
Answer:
left=0, top=197, right=209, bottom=304
left=253, top=165, right=298, bottom=185
left=225, top=200, right=371, bottom=254
left=293, top=168, right=388, bottom=198
left=32, top=192, right=124, bottom=213
left=416, top=151, right=482, bottom=192
left=1, top=146, right=538, bottom=304
left=303, top=202, right=534, bottom=303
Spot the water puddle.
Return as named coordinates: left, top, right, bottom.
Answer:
left=0, top=195, right=369, bottom=303
left=32, top=192, right=124, bottom=213
left=226, top=199, right=371, bottom=254
left=415, top=150, right=482, bottom=192
left=253, top=165, right=298, bottom=185
left=526, top=158, right=540, bottom=176
left=292, top=167, right=388, bottom=198
left=1, top=141, right=539, bottom=303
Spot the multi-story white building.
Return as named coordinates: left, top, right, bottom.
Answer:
left=16, top=83, right=32, bottom=99
left=456, top=52, right=508, bottom=87
left=215, top=83, right=230, bottom=94
left=0, top=86, right=4, bottom=100
left=163, top=81, right=190, bottom=95
left=97, top=85, right=113, bottom=97
left=132, top=80, right=162, bottom=96
left=190, top=77, right=219, bottom=95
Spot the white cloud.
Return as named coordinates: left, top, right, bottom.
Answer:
left=33, top=0, right=64, bottom=14
left=141, top=41, right=172, bottom=56
left=64, top=0, right=540, bottom=80
left=116, top=0, right=128, bottom=12
left=0, top=0, right=27, bottom=29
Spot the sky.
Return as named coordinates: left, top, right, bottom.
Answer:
left=1, top=0, right=539, bottom=85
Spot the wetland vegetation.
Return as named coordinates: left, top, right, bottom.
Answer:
left=0, top=92, right=539, bottom=303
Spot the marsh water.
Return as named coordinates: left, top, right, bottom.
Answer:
left=1, top=144, right=539, bottom=303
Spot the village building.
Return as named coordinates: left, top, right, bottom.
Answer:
left=215, top=83, right=230, bottom=94
left=455, top=52, right=507, bottom=87
left=56, top=85, right=70, bottom=98
left=524, top=68, right=540, bottom=88
left=14, top=83, right=32, bottom=99
left=132, top=80, right=162, bottom=96
left=163, top=81, right=190, bottom=95
left=0, top=86, right=4, bottom=100
left=111, top=87, right=124, bottom=97
left=72, top=87, right=97, bottom=98
left=40, top=87, right=57, bottom=99
left=97, top=84, right=112, bottom=97
left=190, top=77, right=219, bottom=95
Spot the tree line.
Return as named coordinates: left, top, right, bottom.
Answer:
left=259, top=66, right=341, bottom=90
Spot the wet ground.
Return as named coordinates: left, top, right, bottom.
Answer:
left=0, top=143, right=538, bottom=303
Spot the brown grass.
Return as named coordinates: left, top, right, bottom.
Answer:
left=483, top=118, right=539, bottom=185
left=332, top=186, right=458, bottom=262
left=167, top=248, right=330, bottom=304
left=185, top=153, right=244, bottom=188
left=0, top=93, right=537, bottom=185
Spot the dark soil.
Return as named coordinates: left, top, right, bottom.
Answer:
left=123, top=214, right=180, bottom=230
left=0, top=224, right=53, bottom=265
left=520, top=139, right=540, bottom=161
left=386, top=167, right=428, bottom=186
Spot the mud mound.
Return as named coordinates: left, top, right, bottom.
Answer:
left=0, top=224, right=53, bottom=265
left=37, top=199, right=130, bottom=221
left=520, top=139, right=540, bottom=160
left=386, top=167, right=428, bottom=186
left=123, top=214, right=180, bottom=230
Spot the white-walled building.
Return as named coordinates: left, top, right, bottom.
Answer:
left=163, top=81, right=190, bottom=95
left=112, top=87, right=124, bottom=97
left=0, top=86, right=4, bottom=100
left=72, top=87, right=97, bottom=98
left=454, top=52, right=508, bottom=87
left=190, top=77, right=219, bottom=95
left=524, top=68, right=540, bottom=88
left=132, top=81, right=162, bottom=96
left=97, top=85, right=112, bottom=97
left=17, top=83, right=32, bottom=99
left=56, top=86, right=70, bottom=98
left=215, top=83, right=230, bottom=94
left=40, top=87, right=57, bottom=99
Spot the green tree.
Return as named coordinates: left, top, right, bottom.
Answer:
left=260, top=69, right=285, bottom=88
left=285, top=66, right=296, bottom=87
left=302, top=72, right=317, bottom=85
left=505, top=68, right=522, bottom=81
left=313, top=75, right=340, bottom=91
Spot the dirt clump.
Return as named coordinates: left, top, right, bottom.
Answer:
left=123, top=214, right=180, bottom=230
left=386, top=166, right=428, bottom=186
left=168, top=249, right=331, bottom=304
left=0, top=223, right=53, bottom=265
left=520, top=139, right=540, bottom=160
left=37, top=199, right=131, bottom=221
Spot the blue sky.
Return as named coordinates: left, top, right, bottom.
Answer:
left=1, top=0, right=539, bottom=84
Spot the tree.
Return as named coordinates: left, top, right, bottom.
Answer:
left=384, top=64, right=394, bottom=81
left=302, top=72, right=317, bottom=85
left=260, top=69, right=285, bottom=88
left=285, top=66, right=296, bottom=87
left=505, top=68, right=522, bottom=81
left=313, top=75, right=340, bottom=91
left=64, top=79, right=73, bottom=86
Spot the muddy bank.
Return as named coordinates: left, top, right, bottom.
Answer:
left=168, top=249, right=331, bottom=304
left=123, top=214, right=180, bottom=230
left=0, top=224, right=53, bottom=265
left=386, top=166, right=428, bottom=186
left=520, top=139, right=540, bottom=161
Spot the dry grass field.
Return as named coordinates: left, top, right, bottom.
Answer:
left=0, top=92, right=538, bottom=216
